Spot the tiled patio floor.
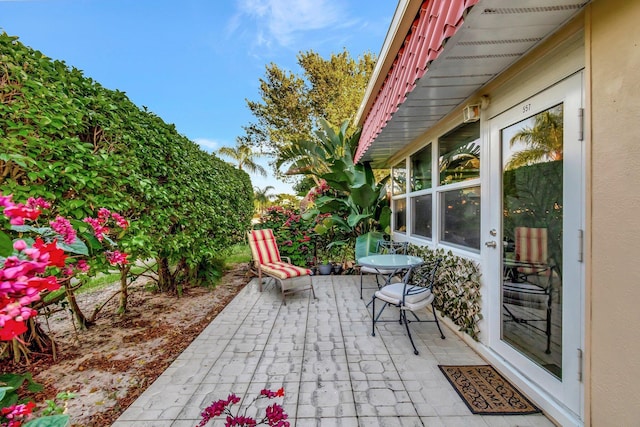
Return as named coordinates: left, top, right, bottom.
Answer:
left=113, top=275, right=555, bottom=427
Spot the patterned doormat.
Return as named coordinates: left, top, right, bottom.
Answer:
left=438, top=365, right=541, bottom=415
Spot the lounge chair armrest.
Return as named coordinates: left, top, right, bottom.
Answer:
left=282, top=256, right=292, bottom=264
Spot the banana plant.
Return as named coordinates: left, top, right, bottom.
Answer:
left=281, top=119, right=390, bottom=242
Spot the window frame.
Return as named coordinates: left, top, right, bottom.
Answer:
left=391, top=121, right=481, bottom=254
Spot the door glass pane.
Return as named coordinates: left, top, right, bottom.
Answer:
left=392, top=162, right=406, bottom=195
left=411, top=144, right=432, bottom=191
left=393, top=198, right=406, bottom=233
left=439, top=121, right=480, bottom=185
left=501, top=104, right=563, bottom=379
left=411, top=194, right=432, bottom=238
left=440, top=186, right=480, bottom=250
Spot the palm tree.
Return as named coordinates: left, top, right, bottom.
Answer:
left=506, top=110, right=563, bottom=170
left=217, top=141, right=268, bottom=177
left=254, top=185, right=275, bottom=214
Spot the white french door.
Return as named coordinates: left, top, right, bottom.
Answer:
left=485, top=72, right=584, bottom=416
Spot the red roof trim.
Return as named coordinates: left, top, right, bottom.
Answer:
left=355, top=0, right=479, bottom=163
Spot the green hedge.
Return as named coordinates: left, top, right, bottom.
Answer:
left=0, top=33, right=253, bottom=287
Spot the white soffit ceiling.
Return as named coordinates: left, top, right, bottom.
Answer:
left=362, top=0, right=588, bottom=167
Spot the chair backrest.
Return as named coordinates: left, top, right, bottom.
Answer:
left=515, top=227, right=547, bottom=264
left=410, top=258, right=442, bottom=290
left=248, top=229, right=282, bottom=265
left=515, top=226, right=548, bottom=274
left=376, top=240, right=408, bottom=255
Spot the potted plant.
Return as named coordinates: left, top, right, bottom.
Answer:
left=316, top=246, right=334, bottom=275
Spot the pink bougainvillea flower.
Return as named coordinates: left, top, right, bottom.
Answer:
left=97, top=207, right=111, bottom=223
left=76, top=259, right=90, bottom=272
left=50, top=216, right=77, bottom=244
left=83, top=217, right=109, bottom=241
left=33, top=238, right=67, bottom=268
left=13, top=239, right=28, bottom=252
left=260, top=388, right=285, bottom=399
left=0, top=193, right=13, bottom=207
left=26, top=197, right=51, bottom=210
left=26, top=276, right=60, bottom=293
left=1, top=256, right=48, bottom=280
left=106, top=250, right=128, bottom=266
left=111, top=212, right=129, bottom=229
left=3, top=202, right=42, bottom=225
left=0, top=400, right=36, bottom=426
left=265, top=403, right=289, bottom=426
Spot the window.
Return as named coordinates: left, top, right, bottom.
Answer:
left=398, top=120, right=480, bottom=252
left=393, top=198, right=406, bottom=233
left=439, top=121, right=480, bottom=186
left=411, top=194, right=432, bottom=239
left=392, top=161, right=406, bottom=195
left=410, top=144, right=432, bottom=191
left=440, top=186, right=481, bottom=250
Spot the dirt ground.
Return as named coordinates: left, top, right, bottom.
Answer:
left=1, top=263, right=252, bottom=427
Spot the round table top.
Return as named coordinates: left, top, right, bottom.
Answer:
left=357, top=254, right=424, bottom=269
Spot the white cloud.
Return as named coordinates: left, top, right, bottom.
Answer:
left=193, top=138, right=222, bottom=153
left=233, top=0, right=349, bottom=48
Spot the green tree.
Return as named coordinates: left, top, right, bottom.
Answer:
left=245, top=48, right=376, bottom=176
left=506, top=109, right=563, bottom=170
left=217, top=142, right=267, bottom=177
left=254, top=185, right=275, bottom=214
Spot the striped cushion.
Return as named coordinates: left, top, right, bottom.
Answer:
left=248, top=229, right=282, bottom=264
left=515, top=227, right=548, bottom=274
left=261, top=262, right=311, bottom=280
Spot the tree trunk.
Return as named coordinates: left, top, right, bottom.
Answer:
left=118, top=264, right=132, bottom=314
left=64, top=279, right=93, bottom=329
left=157, top=256, right=173, bottom=292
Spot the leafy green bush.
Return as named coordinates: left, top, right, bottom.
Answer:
left=0, top=33, right=254, bottom=295
left=408, top=245, right=482, bottom=340
left=255, top=206, right=319, bottom=266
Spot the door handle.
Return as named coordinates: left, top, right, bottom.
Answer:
left=485, top=241, right=497, bottom=248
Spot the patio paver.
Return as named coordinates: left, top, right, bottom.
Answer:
left=112, top=275, right=555, bottom=427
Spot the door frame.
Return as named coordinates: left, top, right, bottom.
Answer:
left=483, top=72, right=584, bottom=416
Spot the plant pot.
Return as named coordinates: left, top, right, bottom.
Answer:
left=317, top=263, right=333, bottom=275
left=332, top=264, right=343, bottom=275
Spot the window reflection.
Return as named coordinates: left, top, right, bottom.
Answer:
left=411, top=194, right=432, bottom=239
left=392, top=161, right=406, bottom=195
left=393, top=198, right=406, bottom=233
left=411, top=144, right=432, bottom=191
left=439, top=121, right=480, bottom=185
left=440, top=187, right=481, bottom=250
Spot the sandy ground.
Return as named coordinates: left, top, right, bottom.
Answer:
left=1, top=263, right=251, bottom=427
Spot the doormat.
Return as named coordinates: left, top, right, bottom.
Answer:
left=438, top=365, right=541, bottom=415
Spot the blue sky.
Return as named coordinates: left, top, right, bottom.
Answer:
left=1, top=0, right=397, bottom=194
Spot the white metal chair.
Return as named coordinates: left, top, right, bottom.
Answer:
left=371, top=258, right=444, bottom=355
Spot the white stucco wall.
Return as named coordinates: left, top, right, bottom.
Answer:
left=589, top=0, right=640, bottom=424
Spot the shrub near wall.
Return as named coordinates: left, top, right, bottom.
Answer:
left=408, top=245, right=482, bottom=340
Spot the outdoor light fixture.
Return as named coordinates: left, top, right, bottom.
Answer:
left=463, top=104, right=480, bottom=123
